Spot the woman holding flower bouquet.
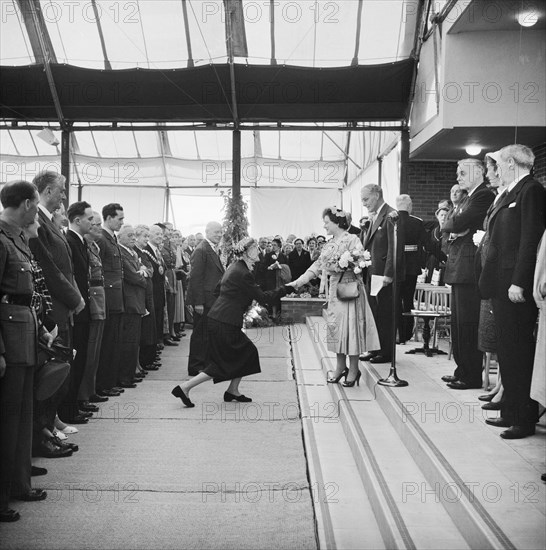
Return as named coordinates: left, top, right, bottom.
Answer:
left=288, top=207, right=380, bottom=386
left=172, top=237, right=290, bottom=407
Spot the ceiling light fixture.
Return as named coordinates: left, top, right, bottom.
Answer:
left=465, top=145, right=482, bottom=156
left=517, top=11, right=538, bottom=27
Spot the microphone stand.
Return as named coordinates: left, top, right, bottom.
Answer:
left=378, top=213, right=408, bottom=388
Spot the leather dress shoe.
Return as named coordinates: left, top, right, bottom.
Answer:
left=163, top=338, right=178, bottom=346
left=134, top=373, right=146, bottom=379
left=478, top=393, right=495, bottom=402
left=485, top=417, right=511, bottom=428
left=31, top=466, right=48, bottom=476
left=446, top=380, right=481, bottom=390
left=33, top=439, right=73, bottom=458
left=77, top=410, right=93, bottom=418
left=172, top=385, right=195, bottom=408
left=131, top=378, right=143, bottom=384
left=13, top=489, right=47, bottom=502
left=143, top=365, right=159, bottom=371
left=441, top=375, right=458, bottom=383
left=0, top=509, right=20, bottom=522
left=370, top=355, right=391, bottom=364
left=359, top=352, right=378, bottom=361
left=65, top=414, right=89, bottom=424
left=50, top=436, right=79, bottom=453
left=224, top=391, right=252, bottom=402
left=119, top=382, right=137, bottom=388
left=111, top=387, right=125, bottom=393
left=98, top=389, right=120, bottom=397
left=481, top=401, right=502, bottom=411
left=170, top=335, right=181, bottom=341
left=78, top=401, right=99, bottom=412
left=500, top=425, right=535, bottom=439
left=89, top=394, right=108, bottom=403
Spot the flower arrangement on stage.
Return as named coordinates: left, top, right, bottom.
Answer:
left=324, top=247, right=372, bottom=274
left=286, top=281, right=322, bottom=299
left=243, top=301, right=274, bottom=328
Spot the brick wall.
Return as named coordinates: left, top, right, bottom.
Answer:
left=407, top=143, right=546, bottom=222
left=281, top=298, right=325, bottom=324
left=533, top=143, right=546, bottom=186
left=406, top=161, right=457, bottom=222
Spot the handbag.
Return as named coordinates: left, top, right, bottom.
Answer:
left=336, top=271, right=359, bottom=301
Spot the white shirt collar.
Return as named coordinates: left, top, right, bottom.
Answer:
left=466, top=181, right=483, bottom=197
left=102, top=225, right=115, bottom=238
left=38, top=203, right=53, bottom=221
left=205, top=238, right=218, bottom=252
left=119, top=243, right=134, bottom=255
left=68, top=228, right=84, bottom=243
left=507, top=172, right=529, bottom=194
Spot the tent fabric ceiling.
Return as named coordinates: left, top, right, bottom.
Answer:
left=3, top=0, right=416, bottom=68
left=1, top=60, right=415, bottom=123
left=1, top=0, right=416, bottom=196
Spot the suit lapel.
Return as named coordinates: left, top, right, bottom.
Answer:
left=487, top=175, right=530, bottom=226
left=366, top=206, right=388, bottom=246
left=205, top=241, right=224, bottom=273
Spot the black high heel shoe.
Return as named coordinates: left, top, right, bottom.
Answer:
left=327, top=368, right=349, bottom=384
left=342, top=370, right=361, bottom=387
left=172, top=385, right=195, bottom=408
left=224, top=391, right=252, bottom=402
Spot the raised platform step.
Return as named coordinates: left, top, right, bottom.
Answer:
left=292, top=317, right=545, bottom=550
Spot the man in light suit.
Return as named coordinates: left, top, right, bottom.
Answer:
left=63, top=201, right=94, bottom=419
left=479, top=145, right=545, bottom=439
left=118, top=225, right=147, bottom=387
left=441, top=159, right=494, bottom=390
left=361, top=184, right=404, bottom=364
left=186, top=221, right=224, bottom=375
left=96, top=203, right=125, bottom=393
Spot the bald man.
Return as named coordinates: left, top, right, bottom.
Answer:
left=186, top=221, right=225, bottom=376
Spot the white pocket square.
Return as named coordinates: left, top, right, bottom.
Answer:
left=508, top=202, right=516, bottom=208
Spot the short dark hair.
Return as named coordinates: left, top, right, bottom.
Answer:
left=322, top=207, right=349, bottom=230
left=272, top=238, right=282, bottom=248
left=307, top=237, right=317, bottom=246
left=67, top=201, right=92, bottom=222
left=102, top=203, right=123, bottom=220
left=294, top=238, right=304, bottom=245
left=0, top=180, right=38, bottom=209
left=33, top=171, right=65, bottom=194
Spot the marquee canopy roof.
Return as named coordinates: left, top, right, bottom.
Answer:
left=1, top=0, right=421, bottom=125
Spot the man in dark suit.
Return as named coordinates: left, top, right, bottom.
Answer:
left=346, top=213, right=361, bottom=235
left=96, top=203, right=125, bottom=394
left=63, top=201, right=94, bottom=419
left=117, top=225, right=147, bottom=387
left=287, top=238, right=312, bottom=281
left=479, top=145, right=545, bottom=438
left=442, top=159, right=494, bottom=390
left=361, top=184, right=404, bottom=363
left=29, top=172, right=84, bottom=347
left=396, top=194, right=427, bottom=344
left=186, top=221, right=224, bottom=376
left=145, top=224, right=167, bottom=351
left=29, top=172, right=87, bottom=425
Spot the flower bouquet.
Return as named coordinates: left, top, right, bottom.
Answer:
left=325, top=247, right=372, bottom=274
left=243, top=301, right=275, bottom=328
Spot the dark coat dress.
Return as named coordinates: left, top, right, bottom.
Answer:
left=204, top=260, right=287, bottom=383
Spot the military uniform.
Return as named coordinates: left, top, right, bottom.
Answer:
left=0, top=220, right=37, bottom=508
left=78, top=240, right=106, bottom=402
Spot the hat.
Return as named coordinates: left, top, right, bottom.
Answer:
left=34, top=359, right=70, bottom=401
left=485, top=150, right=502, bottom=163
